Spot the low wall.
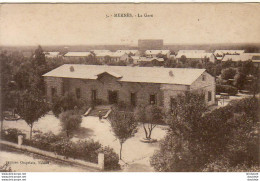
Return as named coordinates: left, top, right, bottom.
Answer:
left=0, top=139, right=104, bottom=171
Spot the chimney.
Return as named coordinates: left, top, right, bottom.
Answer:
left=70, top=66, right=74, bottom=72
left=169, top=70, right=174, bottom=77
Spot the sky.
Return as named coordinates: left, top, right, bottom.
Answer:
left=0, top=3, right=259, bottom=46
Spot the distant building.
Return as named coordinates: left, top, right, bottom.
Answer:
left=214, top=50, right=245, bottom=57
left=222, top=53, right=260, bottom=65
left=44, top=52, right=60, bottom=58
left=138, top=39, right=163, bottom=51
left=43, top=64, right=216, bottom=111
left=176, top=52, right=215, bottom=63
left=95, top=52, right=129, bottom=63
left=145, top=50, right=171, bottom=58
left=252, top=56, right=260, bottom=68
left=91, top=50, right=111, bottom=55
left=64, top=52, right=93, bottom=60
left=137, top=57, right=164, bottom=66
left=115, top=50, right=139, bottom=56
left=178, top=50, right=206, bottom=54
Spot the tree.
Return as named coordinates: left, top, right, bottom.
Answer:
left=134, top=105, right=164, bottom=140
left=104, top=55, right=111, bottom=64
left=166, top=92, right=207, bottom=138
left=179, top=55, right=187, bottom=64
left=108, top=107, right=138, bottom=160
left=151, top=92, right=208, bottom=171
left=17, top=91, right=49, bottom=140
left=221, top=68, right=237, bottom=80
left=151, top=95, right=259, bottom=172
left=234, top=72, right=247, bottom=90
left=59, top=110, right=82, bottom=138
left=52, top=92, right=86, bottom=117
left=34, top=45, right=46, bottom=66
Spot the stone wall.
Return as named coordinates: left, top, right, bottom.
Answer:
left=44, top=76, right=63, bottom=102
left=190, top=71, right=216, bottom=105
left=44, top=71, right=216, bottom=109
left=161, top=84, right=189, bottom=111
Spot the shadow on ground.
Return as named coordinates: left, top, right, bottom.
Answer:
left=73, top=127, right=95, bottom=139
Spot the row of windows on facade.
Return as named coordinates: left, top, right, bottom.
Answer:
left=51, top=87, right=212, bottom=107
left=51, top=87, right=157, bottom=106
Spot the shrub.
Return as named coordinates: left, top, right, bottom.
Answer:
left=72, top=140, right=102, bottom=163
left=216, top=84, right=238, bottom=96
left=50, top=139, right=75, bottom=158
left=2, top=129, right=120, bottom=170
left=52, top=92, right=87, bottom=117
left=59, top=110, right=82, bottom=138
left=221, top=68, right=237, bottom=80
left=102, top=146, right=120, bottom=170
left=151, top=96, right=259, bottom=172
left=27, top=131, right=63, bottom=151
left=1, top=128, right=23, bottom=143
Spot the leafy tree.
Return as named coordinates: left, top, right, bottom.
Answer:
left=104, top=55, right=111, bottom=64
left=166, top=92, right=207, bottom=138
left=151, top=92, right=208, bottom=171
left=52, top=92, right=86, bottom=117
left=108, top=107, right=138, bottom=160
left=179, top=55, right=187, bottom=64
left=221, top=68, right=237, bottom=80
left=151, top=95, right=259, bottom=172
left=34, top=45, right=46, bottom=66
left=234, top=72, right=247, bottom=90
left=134, top=105, right=164, bottom=140
left=59, top=110, right=82, bottom=138
left=17, top=91, right=49, bottom=140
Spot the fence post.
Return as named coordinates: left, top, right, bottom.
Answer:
left=18, top=135, right=23, bottom=147
left=98, top=153, right=104, bottom=171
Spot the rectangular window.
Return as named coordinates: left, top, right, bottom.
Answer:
left=170, top=98, right=177, bottom=112
left=208, top=91, right=212, bottom=102
left=76, top=88, right=81, bottom=99
left=202, top=75, right=206, bottom=81
left=51, top=87, right=57, bottom=97
left=130, top=93, right=136, bottom=107
left=92, top=90, right=97, bottom=101
left=150, top=94, right=156, bottom=105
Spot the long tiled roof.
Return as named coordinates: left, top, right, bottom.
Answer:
left=145, top=50, right=170, bottom=55
left=116, top=50, right=139, bottom=54
left=43, top=64, right=206, bottom=85
left=178, top=50, right=206, bottom=54
left=95, top=52, right=127, bottom=58
left=214, top=50, right=245, bottom=55
left=64, top=52, right=92, bottom=57
left=222, top=53, right=260, bottom=62
left=176, top=52, right=213, bottom=59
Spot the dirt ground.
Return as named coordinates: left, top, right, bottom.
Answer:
left=3, top=114, right=168, bottom=172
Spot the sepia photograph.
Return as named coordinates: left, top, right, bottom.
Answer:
left=0, top=3, right=259, bottom=174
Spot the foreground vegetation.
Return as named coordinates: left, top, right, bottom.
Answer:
left=1, top=129, right=120, bottom=170
left=150, top=93, right=259, bottom=172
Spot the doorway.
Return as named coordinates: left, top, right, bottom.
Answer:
left=108, top=90, right=118, bottom=104
left=91, top=90, right=97, bottom=105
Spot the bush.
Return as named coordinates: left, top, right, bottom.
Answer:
left=72, top=140, right=102, bottom=163
left=221, top=68, right=237, bottom=80
left=151, top=96, right=259, bottom=172
left=102, top=146, right=120, bottom=170
left=52, top=92, right=87, bottom=117
left=27, top=131, right=63, bottom=151
left=2, top=130, right=120, bottom=170
left=1, top=128, right=23, bottom=143
left=216, top=84, right=238, bottom=96
left=50, top=139, right=75, bottom=158
left=59, top=110, right=82, bottom=138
